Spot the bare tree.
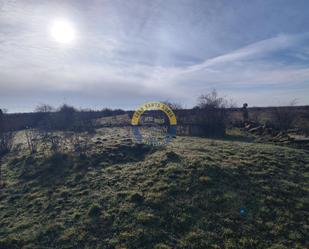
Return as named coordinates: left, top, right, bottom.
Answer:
left=197, top=89, right=228, bottom=109
left=35, top=104, right=55, bottom=113
left=162, top=101, right=183, bottom=110
left=195, top=89, right=229, bottom=137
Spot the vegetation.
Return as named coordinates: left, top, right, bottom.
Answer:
left=194, top=90, right=230, bottom=137
left=0, top=127, right=308, bottom=249
left=0, top=95, right=308, bottom=248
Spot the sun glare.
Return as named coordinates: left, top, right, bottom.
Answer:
left=51, top=19, right=75, bottom=44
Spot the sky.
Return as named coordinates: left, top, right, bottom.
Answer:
left=1, top=0, right=309, bottom=112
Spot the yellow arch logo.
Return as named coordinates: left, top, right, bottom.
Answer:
left=131, top=101, right=177, bottom=146
left=131, top=101, right=177, bottom=126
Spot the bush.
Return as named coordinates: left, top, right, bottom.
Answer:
left=0, top=132, right=13, bottom=157
left=197, top=89, right=228, bottom=109
left=194, top=90, right=229, bottom=137
left=272, top=106, right=296, bottom=130
left=54, top=104, right=76, bottom=131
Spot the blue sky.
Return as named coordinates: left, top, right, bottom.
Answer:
left=0, top=0, right=309, bottom=112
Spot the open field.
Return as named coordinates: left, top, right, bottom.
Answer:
left=0, top=127, right=308, bottom=249
left=2, top=1, right=309, bottom=248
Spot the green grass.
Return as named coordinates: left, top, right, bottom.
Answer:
left=0, top=127, right=308, bottom=249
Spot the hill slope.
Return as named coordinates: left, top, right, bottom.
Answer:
left=0, top=128, right=308, bottom=249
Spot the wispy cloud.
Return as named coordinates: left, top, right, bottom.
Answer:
left=1, top=0, right=309, bottom=112
left=157, top=33, right=309, bottom=103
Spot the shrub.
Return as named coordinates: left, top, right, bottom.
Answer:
left=54, top=104, right=77, bottom=131
left=0, top=132, right=13, bottom=157
left=272, top=106, right=296, bottom=130
left=194, top=90, right=230, bottom=137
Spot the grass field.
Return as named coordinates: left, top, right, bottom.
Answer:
left=0, top=127, right=308, bottom=249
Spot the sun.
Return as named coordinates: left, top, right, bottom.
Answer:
left=51, top=19, right=75, bottom=44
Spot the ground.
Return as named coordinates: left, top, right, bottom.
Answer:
left=0, top=127, right=308, bottom=249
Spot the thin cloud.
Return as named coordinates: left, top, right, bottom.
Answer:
left=1, top=1, right=309, bottom=112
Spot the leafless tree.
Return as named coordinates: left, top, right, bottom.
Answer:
left=197, top=89, right=229, bottom=109
left=35, top=104, right=55, bottom=113
left=195, top=89, right=230, bottom=137
left=162, top=101, right=183, bottom=110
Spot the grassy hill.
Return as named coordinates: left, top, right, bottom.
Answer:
left=0, top=127, right=308, bottom=249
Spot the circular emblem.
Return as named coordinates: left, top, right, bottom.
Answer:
left=131, top=102, right=177, bottom=146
